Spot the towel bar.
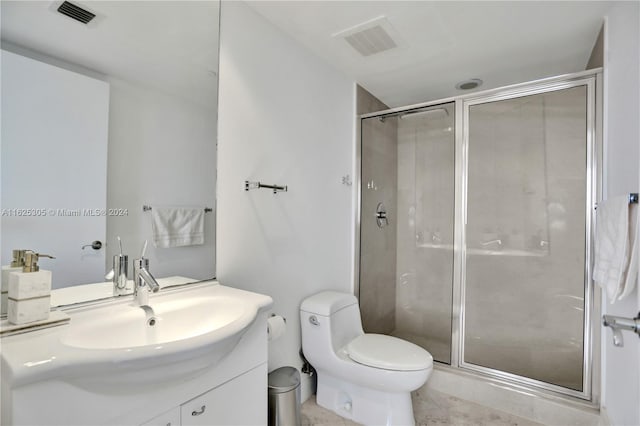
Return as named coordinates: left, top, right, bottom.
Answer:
left=244, top=180, right=288, bottom=194
left=594, top=193, right=638, bottom=209
left=142, top=205, right=213, bottom=213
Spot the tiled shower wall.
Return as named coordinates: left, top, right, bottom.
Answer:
left=357, top=86, right=397, bottom=334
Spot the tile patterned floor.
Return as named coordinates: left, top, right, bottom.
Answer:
left=301, top=387, right=544, bottom=426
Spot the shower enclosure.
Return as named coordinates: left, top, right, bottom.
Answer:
left=357, top=71, right=600, bottom=400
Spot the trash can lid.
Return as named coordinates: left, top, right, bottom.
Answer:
left=268, top=366, right=300, bottom=394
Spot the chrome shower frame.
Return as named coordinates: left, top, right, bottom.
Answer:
left=355, top=68, right=603, bottom=404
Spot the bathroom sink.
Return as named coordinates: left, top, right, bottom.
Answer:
left=61, top=296, right=247, bottom=350
left=0, top=282, right=273, bottom=392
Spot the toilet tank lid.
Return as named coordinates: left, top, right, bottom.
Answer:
left=300, top=291, right=358, bottom=316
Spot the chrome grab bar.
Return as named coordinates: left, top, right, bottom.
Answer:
left=480, top=239, right=502, bottom=247
left=602, top=312, right=640, bottom=347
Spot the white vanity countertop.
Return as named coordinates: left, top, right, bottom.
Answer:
left=50, top=275, right=197, bottom=307
left=1, top=281, right=273, bottom=388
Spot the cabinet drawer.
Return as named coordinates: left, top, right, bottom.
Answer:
left=181, top=364, right=267, bottom=426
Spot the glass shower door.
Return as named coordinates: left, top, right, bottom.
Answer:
left=462, top=85, right=589, bottom=392
left=360, top=103, right=456, bottom=364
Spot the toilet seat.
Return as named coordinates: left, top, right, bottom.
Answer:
left=346, top=334, right=433, bottom=371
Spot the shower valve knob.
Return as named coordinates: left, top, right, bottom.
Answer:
left=375, top=202, right=389, bottom=228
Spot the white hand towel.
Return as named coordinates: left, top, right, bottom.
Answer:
left=150, top=206, right=205, bottom=248
left=593, top=196, right=631, bottom=302
left=617, top=204, right=638, bottom=301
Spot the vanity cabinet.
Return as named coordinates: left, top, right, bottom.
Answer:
left=139, top=365, right=266, bottom=426
left=0, top=283, right=272, bottom=426
left=180, top=364, right=266, bottom=426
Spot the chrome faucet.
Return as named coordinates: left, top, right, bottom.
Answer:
left=105, top=237, right=129, bottom=296
left=133, top=257, right=160, bottom=305
left=133, top=241, right=159, bottom=306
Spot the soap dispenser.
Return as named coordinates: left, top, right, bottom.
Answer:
left=7, top=250, right=55, bottom=325
left=1, top=249, right=28, bottom=315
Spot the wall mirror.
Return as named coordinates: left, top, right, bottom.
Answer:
left=1, top=1, right=219, bottom=306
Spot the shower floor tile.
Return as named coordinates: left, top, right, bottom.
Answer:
left=301, top=388, right=544, bottom=426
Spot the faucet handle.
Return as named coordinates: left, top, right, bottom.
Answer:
left=134, top=257, right=150, bottom=270
left=140, top=240, right=148, bottom=259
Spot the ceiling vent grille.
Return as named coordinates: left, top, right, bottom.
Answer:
left=344, top=26, right=396, bottom=57
left=57, top=1, right=96, bottom=25
left=333, top=16, right=403, bottom=57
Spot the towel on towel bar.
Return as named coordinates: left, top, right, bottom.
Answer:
left=594, top=196, right=638, bottom=302
left=617, top=203, right=638, bottom=301
left=150, top=206, right=205, bottom=248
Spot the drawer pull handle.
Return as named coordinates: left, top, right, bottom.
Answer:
left=192, top=405, right=206, bottom=416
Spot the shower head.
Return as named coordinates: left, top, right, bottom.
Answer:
left=399, top=107, right=449, bottom=120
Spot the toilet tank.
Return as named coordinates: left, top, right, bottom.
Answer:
left=300, top=292, right=364, bottom=356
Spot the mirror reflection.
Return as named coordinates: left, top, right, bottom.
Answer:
left=1, top=1, right=219, bottom=305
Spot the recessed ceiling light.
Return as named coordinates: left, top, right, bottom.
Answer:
left=455, top=79, right=483, bottom=90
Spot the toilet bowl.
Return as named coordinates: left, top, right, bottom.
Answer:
left=300, top=291, right=433, bottom=426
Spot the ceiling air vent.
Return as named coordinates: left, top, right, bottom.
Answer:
left=333, top=16, right=403, bottom=57
left=57, top=1, right=96, bottom=25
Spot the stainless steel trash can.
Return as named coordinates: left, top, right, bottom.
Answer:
left=268, top=366, right=301, bottom=426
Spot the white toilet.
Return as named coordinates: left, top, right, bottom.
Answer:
left=300, top=291, right=433, bottom=426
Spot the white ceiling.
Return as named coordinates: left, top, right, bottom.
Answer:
left=247, top=1, right=611, bottom=107
left=1, top=1, right=219, bottom=109
left=1, top=1, right=611, bottom=109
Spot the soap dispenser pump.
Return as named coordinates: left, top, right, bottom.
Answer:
left=10, top=249, right=28, bottom=267
left=1, top=249, right=28, bottom=315
left=7, top=250, right=55, bottom=325
left=22, top=251, right=55, bottom=272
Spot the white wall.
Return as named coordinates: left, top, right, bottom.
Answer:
left=216, top=1, right=355, bottom=399
left=106, top=78, right=217, bottom=280
left=601, top=2, right=640, bottom=425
